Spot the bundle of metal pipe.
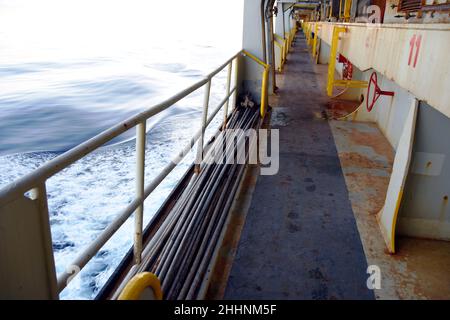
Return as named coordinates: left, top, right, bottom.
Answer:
left=127, top=105, right=260, bottom=300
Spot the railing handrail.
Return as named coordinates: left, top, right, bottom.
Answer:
left=242, top=50, right=269, bottom=69
left=0, top=47, right=275, bottom=296
left=0, top=50, right=242, bottom=207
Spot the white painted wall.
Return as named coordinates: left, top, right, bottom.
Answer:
left=240, top=0, right=266, bottom=101
left=345, top=69, right=416, bottom=151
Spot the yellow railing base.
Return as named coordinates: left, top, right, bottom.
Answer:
left=118, top=272, right=163, bottom=300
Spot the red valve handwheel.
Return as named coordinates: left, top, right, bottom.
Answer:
left=366, top=72, right=395, bottom=112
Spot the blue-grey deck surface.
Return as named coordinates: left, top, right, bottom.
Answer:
left=224, top=34, right=374, bottom=300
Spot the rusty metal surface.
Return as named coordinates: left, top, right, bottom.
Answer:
left=330, top=119, right=450, bottom=299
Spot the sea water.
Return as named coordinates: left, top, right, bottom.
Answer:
left=0, top=0, right=243, bottom=299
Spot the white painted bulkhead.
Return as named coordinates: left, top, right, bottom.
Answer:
left=314, top=20, right=450, bottom=248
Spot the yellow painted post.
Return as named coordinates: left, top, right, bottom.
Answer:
left=343, top=0, right=352, bottom=22
left=312, top=23, right=319, bottom=58
left=339, top=0, right=343, bottom=21
left=307, top=23, right=311, bottom=46
left=326, top=26, right=346, bottom=96
left=261, top=67, right=269, bottom=118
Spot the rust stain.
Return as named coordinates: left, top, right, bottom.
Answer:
left=343, top=172, right=390, bottom=214
left=339, top=152, right=391, bottom=171
left=322, top=99, right=360, bottom=119
left=349, top=127, right=395, bottom=160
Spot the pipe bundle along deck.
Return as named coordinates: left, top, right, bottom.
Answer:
left=113, top=106, right=260, bottom=300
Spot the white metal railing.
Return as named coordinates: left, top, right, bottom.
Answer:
left=0, top=50, right=242, bottom=294
left=0, top=48, right=271, bottom=297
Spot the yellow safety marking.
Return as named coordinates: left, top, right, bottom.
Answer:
left=118, top=272, right=163, bottom=300
left=390, top=188, right=404, bottom=253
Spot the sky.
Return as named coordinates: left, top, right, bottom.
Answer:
left=0, top=0, right=244, bottom=61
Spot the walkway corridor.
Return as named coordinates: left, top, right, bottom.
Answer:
left=224, top=33, right=374, bottom=299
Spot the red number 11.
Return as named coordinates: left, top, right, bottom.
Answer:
left=408, top=34, right=422, bottom=68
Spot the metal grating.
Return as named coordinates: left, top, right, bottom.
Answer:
left=398, top=0, right=423, bottom=12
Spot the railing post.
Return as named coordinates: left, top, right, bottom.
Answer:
left=222, top=62, right=232, bottom=130
left=232, top=57, right=239, bottom=111
left=312, top=23, right=318, bottom=58
left=261, top=67, right=269, bottom=118
left=195, top=80, right=211, bottom=173
left=134, top=121, right=146, bottom=264
left=29, top=183, right=59, bottom=298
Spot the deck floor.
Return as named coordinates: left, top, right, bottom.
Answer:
left=223, top=34, right=374, bottom=299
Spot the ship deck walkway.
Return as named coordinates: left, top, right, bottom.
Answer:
left=222, top=34, right=374, bottom=299
left=205, top=32, right=450, bottom=300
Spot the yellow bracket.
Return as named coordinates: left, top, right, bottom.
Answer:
left=334, top=80, right=368, bottom=88
left=326, top=26, right=346, bottom=96
left=242, top=50, right=270, bottom=119
left=118, top=272, right=163, bottom=300
left=327, top=27, right=368, bottom=96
